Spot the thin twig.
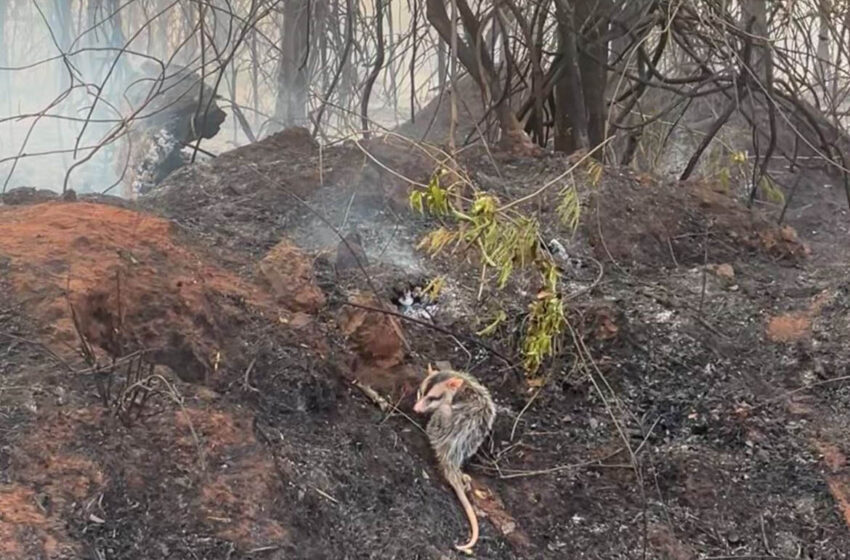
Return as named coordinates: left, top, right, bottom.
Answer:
left=752, top=375, right=850, bottom=411
left=492, top=448, right=626, bottom=479
left=498, top=138, right=614, bottom=212
left=0, top=332, right=76, bottom=373
left=510, top=382, right=545, bottom=442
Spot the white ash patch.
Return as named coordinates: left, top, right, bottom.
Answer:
left=393, top=284, right=438, bottom=321
left=130, top=128, right=180, bottom=197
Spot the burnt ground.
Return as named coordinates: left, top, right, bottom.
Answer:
left=0, top=128, right=848, bottom=559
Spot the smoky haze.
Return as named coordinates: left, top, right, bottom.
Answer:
left=0, top=1, right=437, bottom=196
left=1, top=1, right=848, bottom=199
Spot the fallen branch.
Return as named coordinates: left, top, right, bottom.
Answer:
left=352, top=379, right=391, bottom=412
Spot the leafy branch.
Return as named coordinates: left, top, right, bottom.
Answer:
left=411, top=160, right=597, bottom=376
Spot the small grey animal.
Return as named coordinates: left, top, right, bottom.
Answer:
left=413, top=366, right=496, bottom=552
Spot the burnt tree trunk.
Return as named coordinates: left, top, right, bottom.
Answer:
left=553, top=0, right=589, bottom=152
left=741, top=0, right=776, bottom=205
left=0, top=0, right=7, bottom=118
left=426, top=0, right=535, bottom=152
left=274, top=0, right=310, bottom=129
left=361, top=0, right=386, bottom=137
left=816, top=0, right=832, bottom=102
left=576, top=0, right=611, bottom=149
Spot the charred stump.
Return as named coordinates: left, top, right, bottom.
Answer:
left=118, top=64, right=226, bottom=199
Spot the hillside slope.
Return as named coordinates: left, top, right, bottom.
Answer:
left=0, top=129, right=848, bottom=559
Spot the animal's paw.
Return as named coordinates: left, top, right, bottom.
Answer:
left=454, top=543, right=474, bottom=555
left=462, top=473, right=472, bottom=492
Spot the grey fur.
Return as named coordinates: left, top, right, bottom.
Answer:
left=424, top=373, right=495, bottom=479
left=414, top=369, right=496, bottom=551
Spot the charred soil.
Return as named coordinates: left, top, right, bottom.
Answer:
left=0, top=130, right=848, bottom=559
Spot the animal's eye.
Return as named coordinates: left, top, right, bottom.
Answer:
left=426, top=395, right=439, bottom=403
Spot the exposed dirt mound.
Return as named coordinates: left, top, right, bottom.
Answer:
left=335, top=292, right=424, bottom=399
left=588, top=175, right=810, bottom=268
left=142, top=128, right=441, bottom=278
left=0, top=201, right=281, bottom=382
left=141, top=127, right=362, bottom=259
left=1, top=397, right=290, bottom=558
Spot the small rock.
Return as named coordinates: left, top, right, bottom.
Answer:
left=338, top=293, right=405, bottom=369
left=256, top=239, right=325, bottom=313
left=23, top=396, right=38, bottom=413
left=1, top=186, right=58, bottom=206
left=780, top=225, right=799, bottom=242
left=715, top=263, right=735, bottom=281
left=195, top=387, right=220, bottom=402
left=774, top=531, right=800, bottom=557
left=548, top=239, right=569, bottom=262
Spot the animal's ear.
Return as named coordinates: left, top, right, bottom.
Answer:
left=445, top=377, right=464, bottom=390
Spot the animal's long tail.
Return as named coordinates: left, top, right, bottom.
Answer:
left=444, top=466, right=478, bottom=552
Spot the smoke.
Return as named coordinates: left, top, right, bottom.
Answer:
left=0, top=1, right=441, bottom=196
left=0, top=2, right=233, bottom=195
left=1, top=5, right=125, bottom=193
